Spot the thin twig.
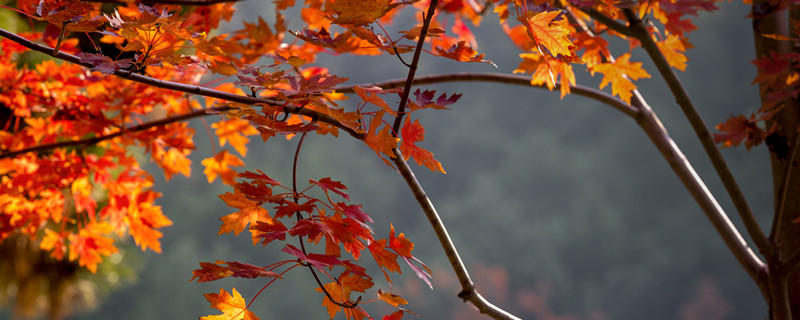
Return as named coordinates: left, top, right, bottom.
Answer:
left=390, top=0, right=439, bottom=136
left=289, top=132, right=355, bottom=309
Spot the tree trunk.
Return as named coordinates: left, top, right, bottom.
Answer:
left=752, top=1, right=800, bottom=318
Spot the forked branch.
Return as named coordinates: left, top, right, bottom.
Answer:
left=619, top=9, right=771, bottom=257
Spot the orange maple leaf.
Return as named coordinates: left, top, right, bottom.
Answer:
left=521, top=10, right=577, bottom=60
left=339, top=272, right=374, bottom=293
left=368, top=239, right=401, bottom=283
left=40, top=229, right=68, bottom=260
left=316, top=282, right=347, bottom=318
left=364, top=111, right=398, bottom=165
left=202, top=150, right=245, bottom=185
left=434, top=41, right=495, bottom=65
left=353, top=86, right=397, bottom=116
left=325, top=0, right=401, bottom=26
left=126, top=190, right=172, bottom=253
left=212, top=118, right=259, bottom=157
left=201, top=288, right=260, bottom=320
left=378, top=289, right=409, bottom=308
left=657, top=35, right=688, bottom=71
left=399, top=118, right=445, bottom=173
left=591, top=53, right=651, bottom=104
left=315, top=281, right=366, bottom=320
left=161, top=148, right=192, bottom=181
left=217, top=192, right=273, bottom=239
left=67, top=222, right=119, bottom=273
left=513, top=52, right=576, bottom=98
left=388, top=224, right=414, bottom=258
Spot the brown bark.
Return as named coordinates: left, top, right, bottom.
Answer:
left=751, top=1, right=800, bottom=318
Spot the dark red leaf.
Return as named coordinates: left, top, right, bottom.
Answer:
left=282, top=244, right=342, bottom=271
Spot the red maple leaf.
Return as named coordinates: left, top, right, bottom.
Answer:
left=282, top=244, right=343, bottom=271
left=399, top=118, right=445, bottom=173
left=189, top=261, right=282, bottom=281
left=311, top=177, right=350, bottom=200
left=388, top=224, right=413, bottom=258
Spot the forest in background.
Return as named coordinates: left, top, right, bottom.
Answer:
left=0, top=0, right=774, bottom=319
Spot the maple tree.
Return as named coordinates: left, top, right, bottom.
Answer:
left=0, top=0, right=798, bottom=319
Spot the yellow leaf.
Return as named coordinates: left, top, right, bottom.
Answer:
left=591, top=53, right=651, bottom=104
left=378, top=289, right=408, bottom=308
left=202, top=150, right=245, bottom=185
left=325, top=0, right=400, bottom=26
left=212, top=118, right=259, bottom=157
left=522, top=11, right=576, bottom=59
left=657, top=35, right=688, bottom=71
left=201, top=288, right=260, bottom=320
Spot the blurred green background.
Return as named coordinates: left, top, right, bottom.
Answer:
left=0, top=1, right=773, bottom=319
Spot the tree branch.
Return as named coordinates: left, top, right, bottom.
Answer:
left=338, top=73, right=639, bottom=118
left=390, top=148, right=521, bottom=320
left=391, top=0, right=439, bottom=135
left=0, top=28, right=363, bottom=139
left=621, top=9, right=771, bottom=258
left=630, top=90, right=768, bottom=292
left=83, top=0, right=243, bottom=5
left=0, top=105, right=234, bottom=159
left=581, top=8, right=636, bottom=38
left=784, top=248, right=800, bottom=275
left=1, top=23, right=768, bottom=303
left=771, top=132, right=800, bottom=242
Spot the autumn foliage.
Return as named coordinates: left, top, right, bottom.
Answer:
left=0, top=0, right=798, bottom=319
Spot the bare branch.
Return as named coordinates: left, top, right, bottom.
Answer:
left=581, top=8, right=636, bottom=38
left=339, top=73, right=639, bottom=118
left=620, top=9, right=771, bottom=258
left=354, top=71, right=770, bottom=295
left=630, top=91, right=768, bottom=292
left=391, top=148, right=522, bottom=320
